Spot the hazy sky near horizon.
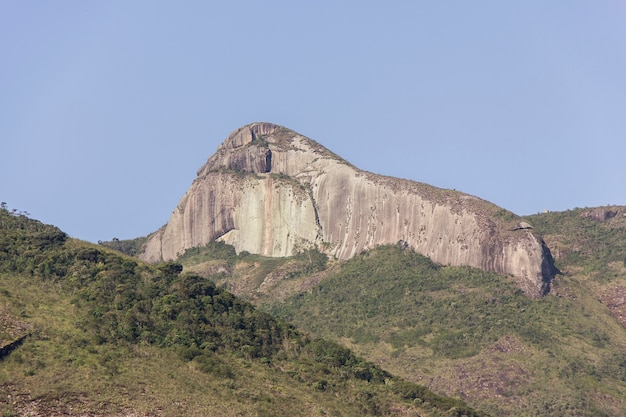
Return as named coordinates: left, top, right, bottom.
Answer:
left=2, top=1, right=625, bottom=243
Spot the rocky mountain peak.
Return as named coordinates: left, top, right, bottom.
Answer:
left=196, top=122, right=341, bottom=177
left=142, top=123, right=557, bottom=297
left=222, top=122, right=280, bottom=149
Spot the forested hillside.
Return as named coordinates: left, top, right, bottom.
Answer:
left=265, top=244, right=626, bottom=416
left=0, top=206, right=481, bottom=416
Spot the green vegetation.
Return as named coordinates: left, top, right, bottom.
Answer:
left=270, top=245, right=554, bottom=358
left=524, top=207, right=626, bottom=280
left=178, top=241, right=330, bottom=302
left=98, top=236, right=147, bottom=257
left=0, top=206, right=481, bottom=416
left=263, top=243, right=626, bottom=416
left=177, top=240, right=239, bottom=265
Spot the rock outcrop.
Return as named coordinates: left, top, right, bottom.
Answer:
left=141, top=122, right=557, bottom=297
left=580, top=207, right=620, bottom=222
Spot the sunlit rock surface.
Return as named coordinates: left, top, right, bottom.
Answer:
left=141, top=122, right=556, bottom=297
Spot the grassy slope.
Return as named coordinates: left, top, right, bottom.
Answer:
left=524, top=207, right=626, bottom=305
left=0, top=273, right=397, bottom=417
left=0, top=209, right=481, bottom=417
left=264, top=245, right=626, bottom=417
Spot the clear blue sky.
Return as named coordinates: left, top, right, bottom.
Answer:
left=2, top=1, right=625, bottom=243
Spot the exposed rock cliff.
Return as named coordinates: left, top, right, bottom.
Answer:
left=141, top=122, right=557, bottom=297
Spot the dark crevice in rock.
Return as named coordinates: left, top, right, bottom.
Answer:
left=540, top=238, right=560, bottom=296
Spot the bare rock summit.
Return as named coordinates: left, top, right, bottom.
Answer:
left=141, top=122, right=557, bottom=297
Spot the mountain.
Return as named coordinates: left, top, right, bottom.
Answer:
left=0, top=206, right=484, bottom=416
left=140, top=122, right=556, bottom=297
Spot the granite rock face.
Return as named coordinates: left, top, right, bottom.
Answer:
left=141, top=122, right=557, bottom=297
